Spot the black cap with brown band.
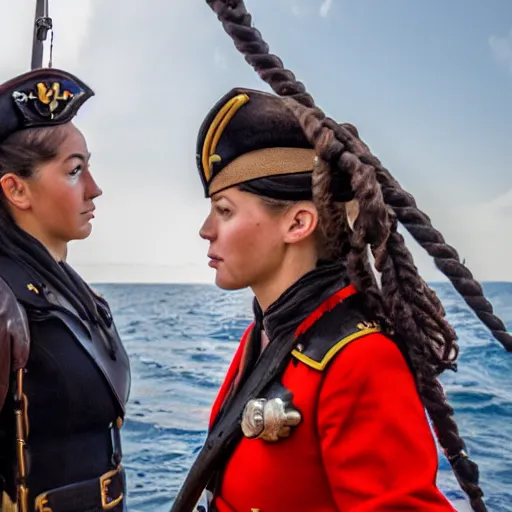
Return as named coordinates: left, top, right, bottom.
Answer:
left=195, top=87, right=354, bottom=202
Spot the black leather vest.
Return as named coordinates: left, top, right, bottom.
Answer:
left=0, top=255, right=131, bottom=504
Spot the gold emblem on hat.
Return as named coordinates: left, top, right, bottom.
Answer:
left=35, top=82, right=73, bottom=114
left=13, top=81, right=74, bottom=119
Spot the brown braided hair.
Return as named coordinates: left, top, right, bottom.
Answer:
left=205, top=1, right=512, bottom=510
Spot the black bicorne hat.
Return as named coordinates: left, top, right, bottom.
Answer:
left=0, top=68, right=94, bottom=144
left=195, top=87, right=353, bottom=201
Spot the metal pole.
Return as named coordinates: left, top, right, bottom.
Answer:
left=31, top=0, right=52, bottom=70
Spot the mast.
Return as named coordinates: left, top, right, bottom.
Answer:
left=31, top=0, right=52, bottom=70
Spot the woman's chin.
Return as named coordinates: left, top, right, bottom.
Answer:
left=215, top=272, right=245, bottom=291
left=72, top=223, right=93, bottom=241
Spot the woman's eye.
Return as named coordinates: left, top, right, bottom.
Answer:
left=216, top=206, right=231, bottom=216
left=69, top=165, right=82, bottom=177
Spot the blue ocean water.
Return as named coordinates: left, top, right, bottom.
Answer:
left=94, top=282, right=512, bottom=512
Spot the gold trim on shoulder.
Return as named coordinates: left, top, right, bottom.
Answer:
left=291, top=326, right=381, bottom=371
left=26, top=283, right=39, bottom=294
left=201, top=93, right=250, bottom=182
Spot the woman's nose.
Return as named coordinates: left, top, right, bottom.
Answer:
left=199, top=214, right=216, bottom=241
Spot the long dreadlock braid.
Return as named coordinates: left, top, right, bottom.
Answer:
left=206, top=0, right=512, bottom=353
left=204, top=0, right=509, bottom=510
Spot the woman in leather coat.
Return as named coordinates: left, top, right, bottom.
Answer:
left=0, top=67, right=131, bottom=511
left=170, top=2, right=511, bottom=512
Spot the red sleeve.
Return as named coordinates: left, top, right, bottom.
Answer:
left=317, top=333, right=455, bottom=511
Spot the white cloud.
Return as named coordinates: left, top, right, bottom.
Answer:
left=441, top=188, right=512, bottom=281
left=320, top=0, right=333, bottom=18
left=486, top=187, right=512, bottom=211
left=489, top=28, right=512, bottom=73
left=278, top=0, right=302, bottom=16
left=280, top=0, right=334, bottom=17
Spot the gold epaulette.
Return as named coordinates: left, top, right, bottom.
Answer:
left=291, top=321, right=381, bottom=371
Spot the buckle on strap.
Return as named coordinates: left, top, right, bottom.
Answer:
left=34, top=464, right=124, bottom=512
left=100, top=465, right=124, bottom=510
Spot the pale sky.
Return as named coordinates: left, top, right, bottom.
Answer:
left=1, top=0, right=511, bottom=283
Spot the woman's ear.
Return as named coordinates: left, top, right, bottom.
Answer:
left=283, top=202, right=318, bottom=244
left=345, top=199, right=360, bottom=231
left=0, top=174, right=31, bottom=211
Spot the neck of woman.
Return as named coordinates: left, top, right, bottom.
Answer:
left=252, top=250, right=317, bottom=312
left=14, top=215, right=68, bottom=262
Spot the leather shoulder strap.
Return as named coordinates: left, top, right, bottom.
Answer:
left=0, top=255, right=130, bottom=414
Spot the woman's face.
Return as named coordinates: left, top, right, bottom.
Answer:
left=199, top=187, right=287, bottom=290
left=2, top=123, right=103, bottom=245
left=199, top=187, right=318, bottom=291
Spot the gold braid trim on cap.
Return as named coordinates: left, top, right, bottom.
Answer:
left=201, top=93, right=250, bottom=182
left=208, top=147, right=316, bottom=196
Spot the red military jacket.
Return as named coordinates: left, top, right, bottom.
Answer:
left=208, top=285, right=456, bottom=512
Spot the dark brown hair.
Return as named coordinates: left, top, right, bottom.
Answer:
left=207, top=1, right=512, bottom=510
left=0, top=125, right=68, bottom=229
left=0, top=125, right=67, bottom=180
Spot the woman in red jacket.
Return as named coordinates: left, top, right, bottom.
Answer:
left=170, top=2, right=511, bottom=512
